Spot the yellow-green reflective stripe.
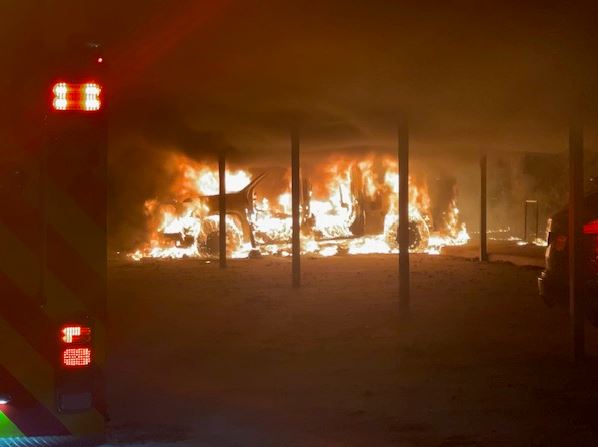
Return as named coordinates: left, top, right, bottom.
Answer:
left=0, top=318, right=104, bottom=435
left=0, top=410, right=24, bottom=438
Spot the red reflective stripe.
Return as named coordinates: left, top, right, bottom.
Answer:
left=1, top=194, right=42, bottom=252
left=1, top=197, right=105, bottom=319
left=46, top=150, right=106, bottom=231
left=0, top=366, right=70, bottom=436
left=110, top=1, right=228, bottom=95
left=0, top=273, right=107, bottom=419
left=47, top=172, right=106, bottom=232
left=45, top=232, right=106, bottom=318
left=0, top=272, right=56, bottom=364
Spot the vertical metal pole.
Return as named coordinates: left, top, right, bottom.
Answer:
left=291, top=130, right=301, bottom=287
left=218, top=151, right=227, bottom=268
left=569, top=126, right=585, bottom=361
left=534, top=200, right=540, bottom=242
left=398, top=120, right=410, bottom=318
left=524, top=201, right=528, bottom=242
left=480, top=153, right=488, bottom=262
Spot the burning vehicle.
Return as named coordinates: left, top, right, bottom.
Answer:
left=131, top=154, right=470, bottom=260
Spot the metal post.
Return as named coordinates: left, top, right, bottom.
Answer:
left=398, top=120, right=410, bottom=318
left=291, top=130, right=301, bottom=287
left=569, top=126, right=585, bottom=361
left=480, top=153, right=488, bottom=262
left=218, top=151, right=226, bottom=268
left=523, top=200, right=539, bottom=242
left=534, top=200, right=540, bottom=242
left=524, top=201, right=528, bottom=242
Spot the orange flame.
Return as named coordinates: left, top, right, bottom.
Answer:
left=131, top=153, right=469, bottom=260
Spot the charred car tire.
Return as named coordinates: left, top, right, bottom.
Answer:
left=204, top=231, right=220, bottom=256
left=386, top=217, right=430, bottom=251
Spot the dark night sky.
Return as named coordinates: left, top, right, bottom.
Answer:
left=3, top=0, right=598, bottom=158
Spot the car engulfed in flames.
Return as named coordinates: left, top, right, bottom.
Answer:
left=130, top=153, right=470, bottom=260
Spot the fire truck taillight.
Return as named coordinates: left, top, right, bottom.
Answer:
left=61, top=325, right=91, bottom=344
left=60, top=324, right=92, bottom=368
left=585, top=220, right=598, bottom=263
left=584, top=220, right=598, bottom=235
left=52, top=82, right=102, bottom=111
left=62, top=348, right=92, bottom=367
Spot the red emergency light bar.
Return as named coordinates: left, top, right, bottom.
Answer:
left=52, top=82, right=102, bottom=111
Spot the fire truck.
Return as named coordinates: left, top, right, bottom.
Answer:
left=0, top=42, right=107, bottom=445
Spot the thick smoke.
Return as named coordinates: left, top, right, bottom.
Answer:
left=486, top=151, right=598, bottom=239
left=108, top=96, right=238, bottom=251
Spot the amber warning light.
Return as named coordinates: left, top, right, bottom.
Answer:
left=52, top=82, right=102, bottom=111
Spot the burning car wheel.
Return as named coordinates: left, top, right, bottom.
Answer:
left=196, top=217, right=244, bottom=257
left=385, top=216, right=430, bottom=251
left=202, top=231, right=220, bottom=256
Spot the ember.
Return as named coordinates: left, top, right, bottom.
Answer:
left=130, top=153, right=469, bottom=260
